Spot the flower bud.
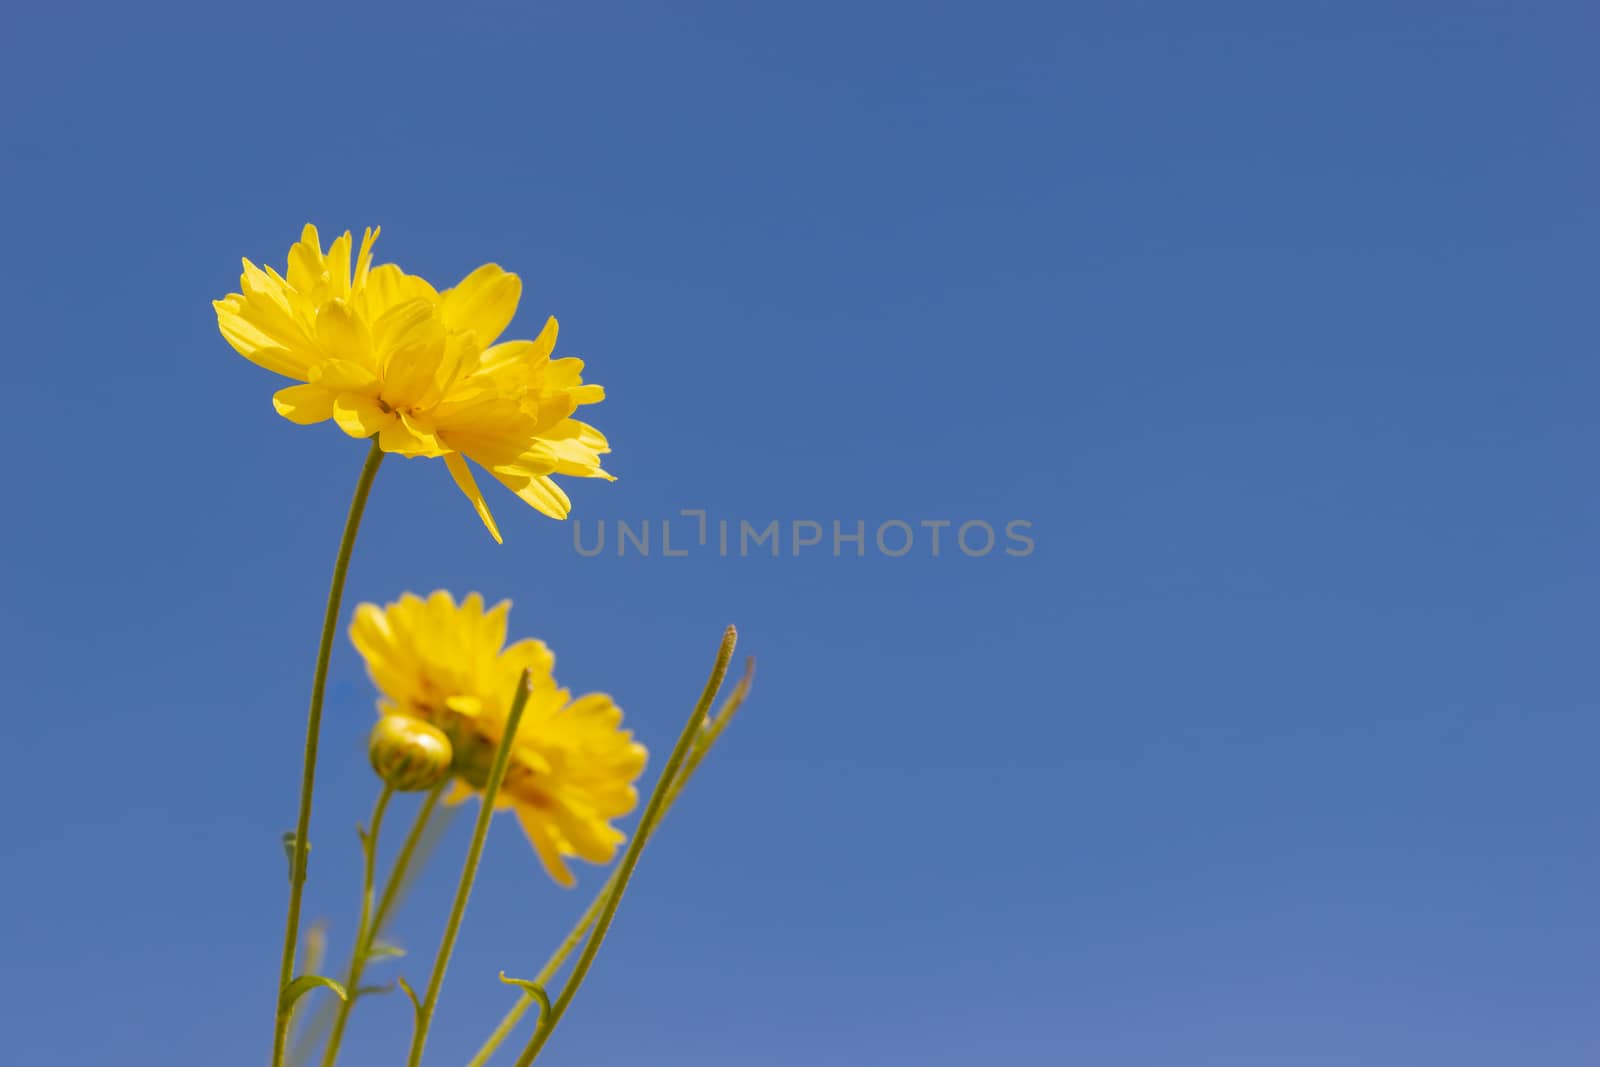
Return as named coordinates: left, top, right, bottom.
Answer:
left=369, top=715, right=453, bottom=792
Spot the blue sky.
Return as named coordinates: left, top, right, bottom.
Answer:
left=2, top=2, right=1596, bottom=1064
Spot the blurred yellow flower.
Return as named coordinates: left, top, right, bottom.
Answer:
left=214, top=225, right=613, bottom=541
left=349, top=591, right=647, bottom=886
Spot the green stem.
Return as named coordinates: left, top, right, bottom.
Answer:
left=288, top=786, right=450, bottom=1067
left=404, top=671, right=534, bottom=1067
left=465, top=654, right=753, bottom=1067
left=318, top=781, right=415, bottom=1067
left=358, top=788, right=394, bottom=947
left=272, top=440, right=385, bottom=1067
left=511, top=628, right=738, bottom=1067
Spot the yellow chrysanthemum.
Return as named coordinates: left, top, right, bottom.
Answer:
left=214, top=225, right=613, bottom=541
left=349, top=591, right=647, bottom=886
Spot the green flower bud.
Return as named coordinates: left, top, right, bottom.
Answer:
left=369, top=715, right=453, bottom=792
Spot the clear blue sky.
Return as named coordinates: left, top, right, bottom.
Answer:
left=2, top=2, right=1595, bottom=1064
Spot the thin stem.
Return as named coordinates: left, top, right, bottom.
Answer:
left=319, top=781, right=413, bottom=1067
left=465, top=654, right=754, bottom=1067
left=405, top=671, right=534, bottom=1067
left=358, top=788, right=395, bottom=951
left=288, top=787, right=450, bottom=1067
left=665, top=657, right=755, bottom=810
left=272, top=440, right=385, bottom=1067
left=511, top=628, right=738, bottom=1067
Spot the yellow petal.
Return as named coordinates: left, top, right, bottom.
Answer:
left=429, top=386, right=523, bottom=426
left=564, top=692, right=624, bottom=726
left=379, top=412, right=449, bottom=457
left=353, top=227, right=380, bottom=291
left=372, top=299, right=440, bottom=359
left=434, top=332, right=473, bottom=394
left=553, top=808, right=625, bottom=865
left=240, top=257, right=294, bottom=307
left=475, top=341, right=532, bottom=374
left=311, top=359, right=380, bottom=391
left=501, top=637, right=556, bottom=685
left=348, top=603, right=391, bottom=658
left=444, top=453, right=503, bottom=544
left=224, top=342, right=312, bottom=380
left=476, top=316, right=557, bottom=374
left=215, top=307, right=306, bottom=378
left=528, top=316, right=558, bottom=363
left=490, top=469, right=571, bottom=520
left=509, top=746, right=553, bottom=776
left=333, top=394, right=392, bottom=439
left=314, top=299, right=370, bottom=361
left=215, top=281, right=317, bottom=379
left=540, top=420, right=614, bottom=478
left=324, top=231, right=353, bottom=299
left=441, top=264, right=522, bottom=346
left=481, top=599, right=511, bottom=655
left=362, top=265, right=440, bottom=322
left=272, top=384, right=337, bottom=425
left=286, top=225, right=326, bottom=292
left=516, top=808, right=576, bottom=888
left=565, top=419, right=610, bottom=453
left=530, top=393, right=579, bottom=433
left=542, top=357, right=588, bottom=388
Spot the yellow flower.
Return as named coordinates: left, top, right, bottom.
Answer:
left=349, top=591, right=647, bottom=886
left=214, top=225, right=613, bottom=541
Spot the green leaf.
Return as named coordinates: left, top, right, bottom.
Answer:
left=497, top=972, right=552, bottom=1020
left=366, top=940, right=406, bottom=961
left=397, top=976, right=423, bottom=1021
left=354, top=982, right=396, bottom=999
left=279, top=974, right=347, bottom=1014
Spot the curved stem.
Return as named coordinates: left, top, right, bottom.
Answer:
left=511, top=628, right=737, bottom=1067
left=318, top=780, right=428, bottom=1067
left=405, top=671, right=534, bottom=1067
left=465, top=654, right=753, bottom=1067
left=357, top=788, right=395, bottom=948
left=271, top=439, right=385, bottom=1067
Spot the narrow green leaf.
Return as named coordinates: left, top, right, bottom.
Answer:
left=279, top=974, right=347, bottom=1014
left=354, top=982, right=396, bottom=999
left=398, top=976, right=423, bottom=1021
left=367, top=941, right=407, bottom=961
left=497, top=972, right=552, bottom=1021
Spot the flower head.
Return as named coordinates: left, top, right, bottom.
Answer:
left=349, top=591, right=647, bottom=886
left=215, top=225, right=613, bottom=541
